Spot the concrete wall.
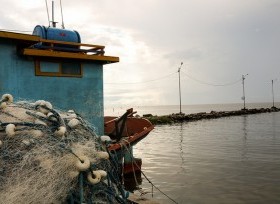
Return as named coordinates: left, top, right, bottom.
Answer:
left=0, top=39, right=104, bottom=135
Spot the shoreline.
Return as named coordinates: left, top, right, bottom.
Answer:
left=142, top=107, right=280, bottom=125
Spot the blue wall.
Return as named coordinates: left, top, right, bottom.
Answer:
left=0, top=39, right=104, bottom=135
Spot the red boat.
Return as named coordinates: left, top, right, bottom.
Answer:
left=104, top=108, right=154, bottom=151
left=104, top=108, right=154, bottom=183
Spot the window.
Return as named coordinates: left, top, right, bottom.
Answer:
left=35, top=59, right=82, bottom=77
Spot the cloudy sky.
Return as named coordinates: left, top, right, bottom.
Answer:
left=1, top=0, right=280, bottom=107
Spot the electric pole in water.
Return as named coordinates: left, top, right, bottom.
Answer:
left=242, top=74, right=248, bottom=110
left=178, top=62, right=183, bottom=114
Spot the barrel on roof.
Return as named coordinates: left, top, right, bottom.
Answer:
left=33, top=25, right=81, bottom=43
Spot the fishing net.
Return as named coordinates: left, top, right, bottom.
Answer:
left=0, top=94, right=127, bottom=204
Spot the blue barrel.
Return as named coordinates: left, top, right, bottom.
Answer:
left=33, top=25, right=81, bottom=44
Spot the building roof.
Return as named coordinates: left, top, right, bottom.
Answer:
left=0, top=30, right=119, bottom=64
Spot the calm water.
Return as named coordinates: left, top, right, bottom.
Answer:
left=121, top=104, right=280, bottom=204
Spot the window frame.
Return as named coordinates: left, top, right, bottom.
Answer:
left=34, top=59, right=83, bottom=78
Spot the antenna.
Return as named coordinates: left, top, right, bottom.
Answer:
left=60, top=0, right=65, bottom=29
left=45, top=0, right=50, bottom=27
left=51, top=0, right=58, bottom=27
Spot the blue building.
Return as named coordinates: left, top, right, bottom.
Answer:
left=0, top=27, right=119, bottom=135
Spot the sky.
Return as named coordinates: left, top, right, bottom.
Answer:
left=1, top=0, right=280, bottom=107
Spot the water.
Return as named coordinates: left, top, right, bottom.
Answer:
left=115, top=104, right=280, bottom=204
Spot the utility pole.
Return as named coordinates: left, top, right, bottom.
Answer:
left=178, top=62, right=183, bottom=114
left=272, top=79, right=276, bottom=108
left=242, top=74, right=248, bottom=110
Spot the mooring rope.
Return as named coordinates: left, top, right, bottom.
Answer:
left=122, top=143, right=179, bottom=204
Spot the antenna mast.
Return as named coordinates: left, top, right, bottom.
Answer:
left=60, top=0, right=65, bottom=29
left=51, top=0, right=57, bottom=27
left=45, top=0, right=50, bottom=27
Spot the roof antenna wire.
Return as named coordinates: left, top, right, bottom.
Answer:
left=60, top=0, right=65, bottom=29
left=45, top=0, right=50, bottom=27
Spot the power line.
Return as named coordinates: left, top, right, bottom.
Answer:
left=181, top=70, right=242, bottom=87
left=104, top=71, right=177, bottom=85
left=105, top=65, right=242, bottom=87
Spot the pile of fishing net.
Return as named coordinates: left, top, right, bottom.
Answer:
left=0, top=94, right=128, bottom=204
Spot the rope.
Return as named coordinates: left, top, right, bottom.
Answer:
left=68, top=149, right=83, bottom=163
left=140, top=168, right=179, bottom=204
left=0, top=100, right=129, bottom=203
left=79, top=173, right=84, bottom=204
left=122, top=144, right=179, bottom=204
left=0, top=122, right=50, bottom=131
left=1, top=111, right=26, bottom=122
left=25, top=111, right=59, bottom=126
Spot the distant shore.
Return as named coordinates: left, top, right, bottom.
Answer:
left=142, top=107, right=280, bottom=125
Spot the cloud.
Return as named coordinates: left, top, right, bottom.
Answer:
left=1, top=0, right=280, bottom=106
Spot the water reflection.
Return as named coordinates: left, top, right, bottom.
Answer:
left=242, top=115, right=248, bottom=140
left=241, top=116, right=248, bottom=160
left=272, top=112, right=277, bottom=139
left=179, top=123, right=186, bottom=173
left=135, top=112, right=280, bottom=203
